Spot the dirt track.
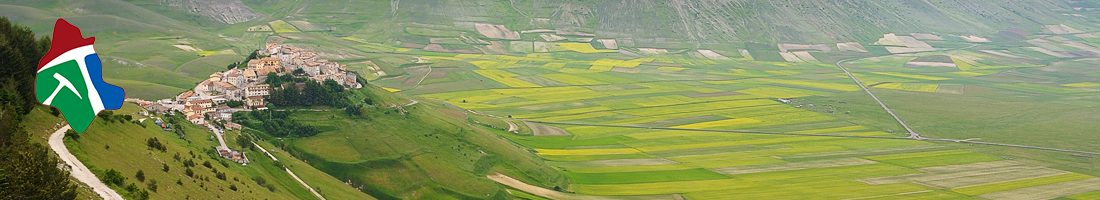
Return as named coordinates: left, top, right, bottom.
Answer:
left=48, top=125, right=125, bottom=200
left=523, top=121, right=571, bottom=136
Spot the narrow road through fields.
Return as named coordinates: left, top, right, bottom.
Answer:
left=48, top=125, right=125, bottom=200
left=505, top=121, right=519, bottom=132
left=834, top=58, right=920, bottom=139
left=412, top=65, right=432, bottom=90
left=253, top=141, right=326, bottom=200
left=522, top=120, right=1100, bottom=155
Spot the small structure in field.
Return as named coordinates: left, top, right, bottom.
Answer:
left=776, top=98, right=792, bottom=104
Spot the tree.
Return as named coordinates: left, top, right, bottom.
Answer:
left=0, top=17, right=51, bottom=116
left=236, top=134, right=253, bottom=150
left=227, top=62, right=237, bottom=70
left=65, top=129, right=79, bottom=140
left=224, top=100, right=243, bottom=108
left=293, top=68, right=305, bottom=75
left=50, top=107, right=60, bottom=117
left=135, top=170, right=145, bottom=182
left=345, top=105, right=362, bottom=116
left=162, top=163, right=170, bottom=172
left=102, top=169, right=126, bottom=186
left=0, top=101, right=78, bottom=199
left=147, top=179, right=158, bottom=192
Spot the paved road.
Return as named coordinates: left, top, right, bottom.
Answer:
left=48, top=125, right=125, bottom=200
left=212, top=127, right=228, bottom=148
left=833, top=58, right=921, bottom=139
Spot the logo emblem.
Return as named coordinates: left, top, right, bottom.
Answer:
left=36, top=19, right=125, bottom=133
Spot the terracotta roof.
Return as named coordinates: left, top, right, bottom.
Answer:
left=215, top=81, right=233, bottom=89
left=247, top=96, right=264, bottom=100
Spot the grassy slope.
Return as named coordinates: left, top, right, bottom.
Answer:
left=44, top=103, right=374, bottom=200
left=284, top=85, right=567, bottom=199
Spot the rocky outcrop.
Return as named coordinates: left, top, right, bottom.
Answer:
left=164, top=0, right=258, bottom=24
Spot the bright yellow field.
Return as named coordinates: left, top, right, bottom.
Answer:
left=197, top=51, right=217, bottom=56
left=658, top=67, right=685, bottom=71
left=588, top=65, right=614, bottom=71
left=473, top=69, right=541, bottom=88
left=871, top=72, right=951, bottom=81
left=952, top=57, right=976, bottom=71
left=268, top=20, right=299, bottom=33
left=1063, top=82, right=1100, bottom=88
left=558, top=43, right=617, bottom=53
left=793, top=126, right=868, bottom=134
left=590, top=58, right=652, bottom=68
left=539, top=74, right=608, bottom=85
left=737, top=87, right=828, bottom=98
left=874, top=83, right=939, bottom=92
left=756, top=78, right=861, bottom=92
left=382, top=87, right=402, bottom=92
left=535, top=148, right=641, bottom=156
left=672, top=118, right=763, bottom=129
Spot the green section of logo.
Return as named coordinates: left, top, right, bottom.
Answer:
left=36, top=60, right=96, bottom=133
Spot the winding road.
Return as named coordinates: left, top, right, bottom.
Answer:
left=48, top=125, right=125, bottom=200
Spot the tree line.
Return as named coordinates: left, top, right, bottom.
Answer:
left=265, top=73, right=348, bottom=108
left=0, top=17, right=79, bottom=199
left=232, top=109, right=318, bottom=138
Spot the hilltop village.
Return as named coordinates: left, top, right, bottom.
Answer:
left=127, top=42, right=362, bottom=163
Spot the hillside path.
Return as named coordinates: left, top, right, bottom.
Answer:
left=505, top=121, right=518, bottom=132
left=253, top=141, right=325, bottom=200
left=48, top=125, right=125, bottom=200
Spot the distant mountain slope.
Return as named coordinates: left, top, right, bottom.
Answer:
left=334, top=0, right=1094, bottom=44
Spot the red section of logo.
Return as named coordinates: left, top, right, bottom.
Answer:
left=38, top=18, right=95, bottom=71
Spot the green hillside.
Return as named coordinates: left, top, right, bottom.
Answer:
left=7, top=0, right=1100, bottom=199
left=245, top=85, right=568, bottom=199
left=28, top=103, right=375, bottom=200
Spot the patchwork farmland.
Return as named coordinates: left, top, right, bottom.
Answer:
left=364, top=26, right=1100, bottom=199
left=13, top=0, right=1100, bottom=199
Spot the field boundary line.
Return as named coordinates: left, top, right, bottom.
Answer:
left=520, top=121, right=1100, bottom=155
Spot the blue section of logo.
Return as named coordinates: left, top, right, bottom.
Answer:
left=85, top=53, right=124, bottom=110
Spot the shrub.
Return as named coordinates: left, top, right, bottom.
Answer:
left=135, top=170, right=145, bottom=182
left=125, top=183, right=138, bottom=193
left=162, top=163, right=170, bottom=172
left=102, top=169, right=126, bottom=186
left=147, top=179, right=158, bottom=192
left=64, top=129, right=79, bottom=140
left=146, top=138, right=166, bottom=152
